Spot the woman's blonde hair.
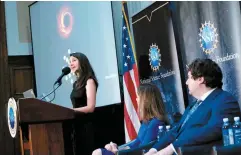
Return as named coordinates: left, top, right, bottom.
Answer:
left=137, top=83, right=167, bottom=123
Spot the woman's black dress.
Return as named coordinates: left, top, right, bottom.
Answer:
left=70, top=80, right=95, bottom=155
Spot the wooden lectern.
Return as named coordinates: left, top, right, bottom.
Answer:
left=17, top=98, right=75, bottom=155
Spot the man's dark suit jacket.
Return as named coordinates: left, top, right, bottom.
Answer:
left=152, top=88, right=241, bottom=150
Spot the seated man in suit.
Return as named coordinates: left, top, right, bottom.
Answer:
left=145, top=58, right=241, bottom=155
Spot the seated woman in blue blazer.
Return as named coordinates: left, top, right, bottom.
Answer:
left=92, top=83, right=169, bottom=155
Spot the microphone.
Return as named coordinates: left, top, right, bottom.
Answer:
left=54, top=66, right=71, bottom=85
left=40, top=66, right=71, bottom=102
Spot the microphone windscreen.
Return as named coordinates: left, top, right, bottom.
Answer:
left=62, top=67, right=71, bottom=75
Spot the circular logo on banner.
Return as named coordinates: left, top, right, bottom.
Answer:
left=149, top=43, right=161, bottom=71
left=57, top=6, right=74, bottom=39
left=199, top=21, right=219, bottom=54
left=7, top=98, right=18, bottom=138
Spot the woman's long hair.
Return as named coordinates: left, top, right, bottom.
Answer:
left=70, top=52, right=98, bottom=90
left=137, top=83, right=168, bottom=123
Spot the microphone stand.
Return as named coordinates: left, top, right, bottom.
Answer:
left=40, top=66, right=70, bottom=102
left=40, top=81, right=62, bottom=102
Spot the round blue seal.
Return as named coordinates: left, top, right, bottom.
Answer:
left=199, top=21, right=218, bottom=54
left=149, top=43, right=161, bottom=71
left=7, top=98, right=18, bottom=138
left=9, top=107, right=15, bottom=129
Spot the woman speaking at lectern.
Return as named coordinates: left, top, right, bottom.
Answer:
left=69, top=52, right=98, bottom=155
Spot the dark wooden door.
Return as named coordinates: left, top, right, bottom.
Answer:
left=8, top=56, right=36, bottom=100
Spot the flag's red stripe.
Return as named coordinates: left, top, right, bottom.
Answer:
left=124, top=103, right=137, bottom=140
left=124, top=72, right=138, bottom=113
left=133, top=64, right=140, bottom=87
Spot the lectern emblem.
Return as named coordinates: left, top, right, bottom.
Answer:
left=7, top=98, right=18, bottom=138
left=149, top=43, right=161, bottom=71
left=199, top=21, right=219, bottom=54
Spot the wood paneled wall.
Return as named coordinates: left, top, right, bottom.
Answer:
left=0, top=1, right=15, bottom=155
left=0, top=2, right=36, bottom=155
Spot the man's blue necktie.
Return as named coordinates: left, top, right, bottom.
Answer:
left=180, top=100, right=202, bottom=129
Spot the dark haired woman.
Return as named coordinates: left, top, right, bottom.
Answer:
left=69, top=52, right=98, bottom=155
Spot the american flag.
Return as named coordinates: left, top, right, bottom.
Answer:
left=122, top=2, right=141, bottom=142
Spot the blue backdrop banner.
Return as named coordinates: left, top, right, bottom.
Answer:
left=132, top=2, right=185, bottom=114
left=171, top=1, right=241, bottom=107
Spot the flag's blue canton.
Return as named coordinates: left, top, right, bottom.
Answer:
left=122, top=14, right=135, bottom=74
left=168, top=2, right=176, bottom=12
